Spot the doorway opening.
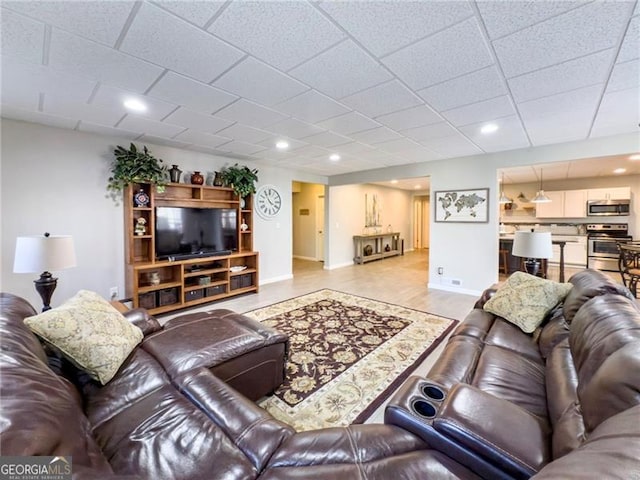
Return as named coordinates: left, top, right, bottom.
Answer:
left=292, top=181, right=326, bottom=275
left=413, top=194, right=430, bottom=251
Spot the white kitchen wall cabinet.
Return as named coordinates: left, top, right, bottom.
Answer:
left=537, top=190, right=588, bottom=218
left=587, top=187, right=631, bottom=200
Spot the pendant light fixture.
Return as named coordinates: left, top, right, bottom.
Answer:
left=531, top=168, right=551, bottom=203
left=498, top=172, right=512, bottom=204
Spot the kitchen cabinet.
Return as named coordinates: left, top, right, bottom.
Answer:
left=536, top=190, right=587, bottom=218
left=587, top=187, right=630, bottom=200
left=550, top=237, right=587, bottom=267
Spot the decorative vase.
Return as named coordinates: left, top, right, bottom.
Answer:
left=190, top=171, right=204, bottom=185
left=169, top=165, right=182, bottom=183
left=213, top=171, right=224, bottom=187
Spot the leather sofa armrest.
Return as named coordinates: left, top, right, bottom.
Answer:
left=121, top=308, right=162, bottom=336
left=434, top=384, right=550, bottom=478
left=474, top=287, right=498, bottom=309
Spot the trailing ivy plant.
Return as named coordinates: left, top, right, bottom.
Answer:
left=107, top=143, right=168, bottom=194
left=220, top=163, right=259, bottom=198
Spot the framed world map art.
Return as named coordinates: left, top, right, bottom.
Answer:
left=434, top=188, right=489, bottom=223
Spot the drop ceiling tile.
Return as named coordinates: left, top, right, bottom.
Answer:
left=49, top=29, right=163, bottom=93
left=120, top=2, right=243, bottom=83
left=476, top=1, right=586, bottom=40
left=215, top=123, right=273, bottom=144
left=607, top=59, right=640, bottom=92
left=442, top=95, right=515, bottom=127
left=423, top=134, right=483, bottom=158
left=341, top=80, right=422, bottom=118
left=4, top=1, right=134, bottom=46
left=274, top=90, right=350, bottom=123
left=393, top=148, right=442, bottom=163
left=154, top=1, right=225, bottom=28
left=210, top=1, right=345, bottom=71
left=458, top=115, right=530, bottom=152
left=147, top=72, right=237, bottom=114
left=1, top=105, right=78, bottom=129
left=617, top=15, right=640, bottom=63
left=279, top=144, right=329, bottom=158
left=77, top=121, right=141, bottom=139
left=401, top=122, right=460, bottom=142
left=257, top=136, right=308, bottom=152
left=508, top=49, right=615, bottom=103
left=493, top=2, right=631, bottom=78
left=118, top=115, right=186, bottom=138
left=174, top=129, right=231, bottom=148
left=162, top=107, right=232, bottom=133
left=383, top=18, right=493, bottom=90
left=332, top=142, right=377, bottom=156
left=138, top=134, right=193, bottom=150
left=1, top=8, right=44, bottom=64
left=213, top=57, right=308, bottom=106
left=266, top=118, right=325, bottom=139
left=375, top=138, right=424, bottom=154
left=289, top=40, right=392, bottom=99
left=316, top=112, right=380, bottom=135
left=417, top=66, right=507, bottom=111
left=591, top=87, right=640, bottom=138
left=219, top=140, right=267, bottom=156
left=300, top=131, right=353, bottom=148
left=518, top=84, right=602, bottom=122
left=349, top=126, right=403, bottom=145
left=374, top=105, right=441, bottom=131
left=216, top=99, right=288, bottom=128
left=318, top=1, right=473, bottom=57
left=43, top=96, right=124, bottom=126
left=0, top=85, right=38, bottom=110
left=91, top=84, right=177, bottom=121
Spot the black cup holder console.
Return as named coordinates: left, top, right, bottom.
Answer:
left=422, top=384, right=446, bottom=401
left=411, top=399, right=437, bottom=418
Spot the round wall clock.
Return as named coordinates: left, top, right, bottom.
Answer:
left=256, top=184, right=282, bottom=219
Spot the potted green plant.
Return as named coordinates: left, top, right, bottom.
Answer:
left=107, top=143, right=168, bottom=193
left=220, top=163, right=259, bottom=199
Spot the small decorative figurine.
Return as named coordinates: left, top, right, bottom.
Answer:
left=134, top=189, right=150, bottom=207
left=134, top=217, right=147, bottom=236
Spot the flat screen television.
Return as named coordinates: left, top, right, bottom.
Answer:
left=155, top=206, right=237, bottom=260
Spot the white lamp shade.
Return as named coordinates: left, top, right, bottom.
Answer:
left=13, top=235, right=77, bottom=273
left=512, top=231, right=553, bottom=259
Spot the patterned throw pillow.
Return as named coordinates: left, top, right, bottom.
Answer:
left=24, top=290, right=143, bottom=384
left=483, top=272, right=573, bottom=334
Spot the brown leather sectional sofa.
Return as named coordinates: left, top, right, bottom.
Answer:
left=1, top=268, right=639, bottom=479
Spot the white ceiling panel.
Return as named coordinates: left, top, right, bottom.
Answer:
left=120, top=2, right=243, bottom=83
left=265, top=118, right=325, bottom=139
left=147, top=72, right=237, bottom=114
left=210, top=1, right=344, bottom=71
left=493, top=2, right=632, bottom=78
left=591, top=87, right=640, bottom=138
left=518, top=85, right=603, bottom=123
left=375, top=138, right=423, bottom=154
left=92, top=84, right=177, bottom=121
left=300, top=131, right=352, bottom=148
left=77, top=121, right=141, bottom=140
left=442, top=95, right=515, bottom=127
left=617, top=15, right=640, bottom=63
left=274, top=90, right=350, bottom=123
left=118, top=114, right=186, bottom=138
left=218, top=140, right=267, bottom=156
left=349, top=126, right=403, bottom=145
left=426, top=134, right=483, bottom=158
left=277, top=144, right=329, bottom=159
left=316, top=111, right=380, bottom=136
left=341, top=80, right=422, bottom=118
left=0, top=105, right=78, bottom=130
left=319, top=0, right=473, bottom=57
left=331, top=142, right=377, bottom=156
left=213, top=57, right=308, bottom=106
left=458, top=115, right=529, bottom=152
left=417, top=66, right=507, bottom=112
left=49, top=29, right=163, bottom=93
left=392, top=147, right=441, bottom=164
left=215, top=123, right=272, bottom=144
left=607, top=59, right=640, bottom=93
left=154, top=1, right=225, bottom=28
left=162, top=107, right=232, bottom=133
left=1, top=8, right=45, bottom=64
left=383, top=18, right=494, bottom=90
left=401, top=122, right=460, bottom=143
left=1, top=85, right=38, bottom=110
left=290, top=40, right=392, bottom=99
left=174, top=129, right=231, bottom=148
left=137, top=134, right=193, bottom=150
left=375, top=105, right=441, bottom=131
left=215, top=99, right=288, bottom=128
left=507, top=49, right=615, bottom=103
left=43, top=97, right=124, bottom=126
left=4, top=1, right=134, bottom=47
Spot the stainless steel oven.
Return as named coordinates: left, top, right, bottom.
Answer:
left=586, top=224, right=632, bottom=271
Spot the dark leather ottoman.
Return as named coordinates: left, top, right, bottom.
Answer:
left=141, top=309, right=288, bottom=401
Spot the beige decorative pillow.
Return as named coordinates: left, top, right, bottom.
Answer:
left=483, top=272, right=573, bottom=334
left=24, top=290, right=143, bottom=384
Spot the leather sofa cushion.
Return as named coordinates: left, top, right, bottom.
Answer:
left=537, top=312, right=569, bottom=359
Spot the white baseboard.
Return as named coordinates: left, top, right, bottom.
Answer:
left=324, top=261, right=353, bottom=270
left=260, top=274, right=293, bottom=285
left=428, top=282, right=482, bottom=297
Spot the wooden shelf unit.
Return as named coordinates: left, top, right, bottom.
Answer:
left=124, top=182, right=258, bottom=315
left=353, top=232, right=402, bottom=264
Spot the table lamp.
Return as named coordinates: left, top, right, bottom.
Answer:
left=512, top=230, right=552, bottom=277
left=13, top=233, right=77, bottom=311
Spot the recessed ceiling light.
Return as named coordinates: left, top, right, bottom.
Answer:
left=613, top=168, right=627, bottom=174
left=123, top=98, right=147, bottom=112
left=629, top=154, right=640, bottom=161
left=390, top=179, right=398, bottom=184
left=414, top=185, right=421, bottom=189
left=275, top=140, right=289, bottom=150
left=480, top=123, right=499, bottom=134
left=329, top=154, right=341, bottom=161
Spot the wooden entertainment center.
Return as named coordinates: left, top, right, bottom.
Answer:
left=124, top=182, right=258, bottom=315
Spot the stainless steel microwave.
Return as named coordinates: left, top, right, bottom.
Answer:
left=587, top=199, right=630, bottom=216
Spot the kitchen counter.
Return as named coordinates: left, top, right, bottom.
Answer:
left=499, top=237, right=573, bottom=282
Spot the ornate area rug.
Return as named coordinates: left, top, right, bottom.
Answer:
left=245, top=289, right=457, bottom=432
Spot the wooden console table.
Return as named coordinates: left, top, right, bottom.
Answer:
left=353, top=232, right=401, bottom=264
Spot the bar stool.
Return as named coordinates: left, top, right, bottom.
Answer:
left=499, top=249, right=509, bottom=274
